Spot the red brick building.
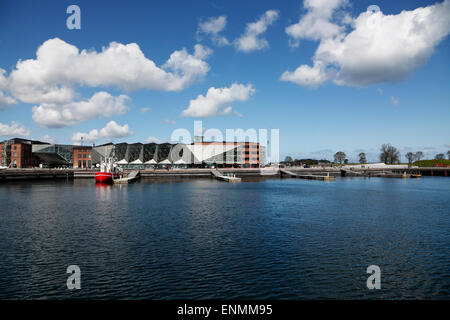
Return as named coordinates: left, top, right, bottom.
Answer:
left=73, top=146, right=93, bottom=168
left=242, top=142, right=260, bottom=168
left=1, top=139, right=35, bottom=168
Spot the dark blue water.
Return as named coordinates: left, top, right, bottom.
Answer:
left=0, top=177, right=449, bottom=299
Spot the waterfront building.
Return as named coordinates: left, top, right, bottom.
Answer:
left=0, top=138, right=80, bottom=168
left=1, top=138, right=267, bottom=169
left=343, top=163, right=409, bottom=169
left=32, top=144, right=78, bottom=168
left=0, top=138, right=48, bottom=168
left=192, top=141, right=265, bottom=168
left=73, top=146, right=93, bottom=168
left=93, top=142, right=180, bottom=170
left=93, top=140, right=266, bottom=169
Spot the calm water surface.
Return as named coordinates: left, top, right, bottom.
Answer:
left=0, top=177, right=449, bottom=299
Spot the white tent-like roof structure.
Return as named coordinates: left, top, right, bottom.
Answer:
left=129, top=159, right=143, bottom=164
left=174, top=158, right=187, bottom=165
left=116, top=159, right=128, bottom=165
left=158, top=159, right=172, bottom=164
left=144, top=159, right=157, bottom=164
left=186, top=144, right=237, bottom=163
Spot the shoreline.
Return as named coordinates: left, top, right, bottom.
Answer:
left=0, top=167, right=449, bottom=181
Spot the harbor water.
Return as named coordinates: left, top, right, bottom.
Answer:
left=0, top=177, right=449, bottom=299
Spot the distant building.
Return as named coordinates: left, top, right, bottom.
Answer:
left=73, top=146, right=93, bottom=168
left=343, top=163, right=409, bottom=169
left=93, top=140, right=266, bottom=169
left=32, top=144, right=77, bottom=168
left=192, top=141, right=264, bottom=168
left=1, top=138, right=267, bottom=169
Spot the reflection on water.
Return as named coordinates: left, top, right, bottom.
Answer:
left=0, top=177, right=449, bottom=299
left=94, top=182, right=113, bottom=202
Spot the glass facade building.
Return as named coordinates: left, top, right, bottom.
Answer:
left=32, top=144, right=76, bottom=167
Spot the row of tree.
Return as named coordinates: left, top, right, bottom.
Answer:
left=284, top=145, right=450, bottom=165
left=283, top=157, right=331, bottom=166
left=392, top=147, right=450, bottom=164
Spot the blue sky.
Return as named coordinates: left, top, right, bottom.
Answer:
left=0, top=0, right=449, bottom=162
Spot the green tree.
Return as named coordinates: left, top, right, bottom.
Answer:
left=334, top=151, right=346, bottom=164
left=447, top=150, right=450, bottom=160
left=358, top=152, right=367, bottom=164
left=379, top=144, right=400, bottom=164
left=435, top=153, right=445, bottom=160
left=284, top=156, right=293, bottom=163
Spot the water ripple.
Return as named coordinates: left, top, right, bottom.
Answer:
left=0, top=177, right=449, bottom=299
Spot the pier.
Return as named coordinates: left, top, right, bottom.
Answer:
left=211, top=169, right=242, bottom=182
left=0, top=168, right=74, bottom=180
left=113, top=170, right=140, bottom=184
left=280, top=169, right=335, bottom=181
left=340, top=168, right=364, bottom=176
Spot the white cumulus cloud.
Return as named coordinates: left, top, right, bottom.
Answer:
left=235, top=10, right=279, bottom=52
left=282, top=0, right=450, bottom=87
left=0, top=121, right=30, bottom=138
left=197, top=16, right=230, bottom=46
left=2, top=38, right=212, bottom=105
left=0, top=68, right=8, bottom=89
left=0, top=91, right=17, bottom=109
left=146, top=136, right=164, bottom=143
left=0, top=69, right=17, bottom=109
left=72, top=121, right=133, bottom=143
left=42, top=135, right=56, bottom=144
left=32, top=91, right=130, bottom=128
left=286, top=0, right=348, bottom=46
left=281, top=61, right=333, bottom=87
left=181, top=83, right=255, bottom=118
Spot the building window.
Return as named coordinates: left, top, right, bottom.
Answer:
left=14, top=146, right=17, bottom=150
left=88, top=154, right=91, bottom=159
left=83, top=160, right=86, bottom=167
left=88, top=160, right=91, bottom=167
left=78, top=154, right=82, bottom=158
left=78, top=160, right=81, bottom=168
left=13, top=152, right=17, bottom=157
left=83, top=154, right=86, bottom=158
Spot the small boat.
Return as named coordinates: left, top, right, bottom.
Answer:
left=410, top=172, right=422, bottom=178
left=95, top=172, right=120, bottom=183
left=113, top=170, right=140, bottom=184
left=95, top=157, right=120, bottom=183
